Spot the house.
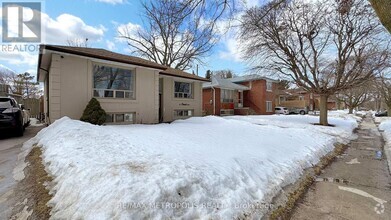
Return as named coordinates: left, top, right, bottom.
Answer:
left=37, top=45, right=208, bottom=124
left=229, top=75, right=278, bottom=115
left=277, top=89, right=343, bottom=111
left=0, top=84, right=10, bottom=96
left=277, top=89, right=316, bottom=111
left=202, top=74, right=278, bottom=116
left=0, top=84, right=23, bottom=103
left=202, top=77, right=250, bottom=116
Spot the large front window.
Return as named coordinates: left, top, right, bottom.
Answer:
left=174, top=82, right=193, bottom=98
left=221, top=89, right=234, bottom=103
left=93, top=64, right=135, bottom=99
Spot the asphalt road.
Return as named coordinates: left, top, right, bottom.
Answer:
left=0, top=125, right=43, bottom=218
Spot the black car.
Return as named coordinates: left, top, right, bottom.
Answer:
left=375, top=111, right=388, bottom=117
left=0, top=97, right=24, bottom=136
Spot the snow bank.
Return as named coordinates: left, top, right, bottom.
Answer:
left=24, top=116, right=358, bottom=219
left=379, top=121, right=391, bottom=174
left=374, top=117, right=391, bottom=124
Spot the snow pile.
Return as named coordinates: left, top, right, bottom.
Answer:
left=23, top=116, right=358, bottom=219
left=378, top=121, right=391, bottom=174
left=226, top=114, right=358, bottom=144
left=374, top=117, right=391, bottom=124
left=29, top=118, right=44, bottom=127
left=328, top=110, right=364, bottom=122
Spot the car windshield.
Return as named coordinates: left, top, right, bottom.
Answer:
left=0, top=98, right=13, bottom=108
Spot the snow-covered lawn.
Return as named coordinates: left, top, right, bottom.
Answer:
left=226, top=112, right=358, bottom=144
left=21, top=114, right=359, bottom=219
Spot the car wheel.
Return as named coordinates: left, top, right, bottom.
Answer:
left=300, top=110, right=305, bottom=115
left=15, top=123, right=24, bottom=137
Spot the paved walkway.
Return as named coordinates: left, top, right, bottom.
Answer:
left=0, top=126, right=43, bottom=218
left=291, top=114, right=391, bottom=219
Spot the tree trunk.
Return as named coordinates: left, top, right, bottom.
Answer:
left=319, top=94, right=329, bottom=126
left=348, top=107, right=354, bottom=114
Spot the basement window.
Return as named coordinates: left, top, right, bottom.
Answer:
left=106, top=113, right=135, bottom=124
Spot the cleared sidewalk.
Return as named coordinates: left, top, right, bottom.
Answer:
left=292, top=114, right=391, bottom=220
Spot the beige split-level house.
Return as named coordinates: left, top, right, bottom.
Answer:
left=37, top=45, right=208, bottom=124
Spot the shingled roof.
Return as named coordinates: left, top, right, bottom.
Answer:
left=39, top=45, right=208, bottom=82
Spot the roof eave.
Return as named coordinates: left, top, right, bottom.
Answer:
left=42, top=45, right=167, bottom=71
left=160, top=72, right=209, bottom=82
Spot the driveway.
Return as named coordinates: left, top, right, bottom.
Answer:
left=0, top=125, right=44, bottom=218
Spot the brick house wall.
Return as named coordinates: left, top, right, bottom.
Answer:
left=237, top=79, right=276, bottom=115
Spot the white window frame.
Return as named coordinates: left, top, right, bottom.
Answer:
left=92, top=64, right=136, bottom=100
left=174, top=81, right=193, bottom=99
left=174, top=109, right=194, bottom=119
left=266, top=101, right=273, bottom=112
left=266, top=81, right=273, bottom=92
left=299, top=96, right=304, bottom=101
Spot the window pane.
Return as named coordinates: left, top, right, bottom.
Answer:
left=124, top=113, right=133, bottom=122
left=104, top=90, right=114, bottom=98
left=116, top=91, right=124, bottom=98
left=116, top=114, right=124, bottom=122
left=105, top=114, right=114, bottom=123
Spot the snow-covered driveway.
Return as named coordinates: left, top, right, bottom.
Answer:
left=21, top=114, right=358, bottom=219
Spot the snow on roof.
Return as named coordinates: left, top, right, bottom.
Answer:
left=228, top=74, right=278, bottom=83
left=202, top=77, right=250, bottom=90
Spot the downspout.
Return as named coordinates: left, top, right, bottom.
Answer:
left=211, top=86, right=216, bottom=115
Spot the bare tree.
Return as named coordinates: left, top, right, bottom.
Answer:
left=213, top=69, right=236, bottom=79
left=376, top=75, right=391, bottom=115
left=240, top=0, right=389, bottom=125
left=338, top=86, right=370, bottom=114
left=67, top=38, right=89, bottom=47
left=119, top=0, right=237, bottom=70
left=12, top=72, right=41, bottom=99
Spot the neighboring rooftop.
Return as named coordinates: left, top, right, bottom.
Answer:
left=38, top=45, right=208, bottom=82
left=228, top=74, right=277, bottom=83
left=202, top=77, right=250, bottom=90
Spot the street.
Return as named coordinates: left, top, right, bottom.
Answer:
left=0, top=126, right=43, bottom=218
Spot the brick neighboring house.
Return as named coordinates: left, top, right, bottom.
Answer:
left=202, top=77, right=250, bottom=115
left=277, top=89, right=343, bottom=111
left=202, top=75, right=278, bottom=116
